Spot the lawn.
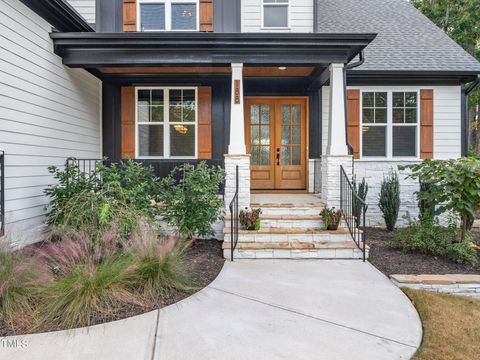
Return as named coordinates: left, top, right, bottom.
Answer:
left=404, top=288, right=480, bottom=360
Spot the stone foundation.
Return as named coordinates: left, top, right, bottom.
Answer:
left=321, top=155, right=353, bottom=209
left=224, top=154, right=250, bottom=211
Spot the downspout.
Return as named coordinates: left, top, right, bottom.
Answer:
left=463, top=75, right=480, bottom=156
left=343, top=51, right=365, bottom=157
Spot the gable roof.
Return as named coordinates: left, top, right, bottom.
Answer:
left=317, top=0, right=480, bottom=74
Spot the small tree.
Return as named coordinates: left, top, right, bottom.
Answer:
left=417, top=181, right=436, bottom=220
left=353, top=177, right=368, bottom=226
left=406, top=157, right=480, bottom=241
left=379, top=171, right=401, bottom=231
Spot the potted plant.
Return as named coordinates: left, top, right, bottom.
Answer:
left=320, top=207, right=343, bottom=230
left=239, top=208, right=262, bottom=230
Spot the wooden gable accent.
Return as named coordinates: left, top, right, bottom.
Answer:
left=121, top=86, right=136, bottom=159
left=199, top=0, right=214, bottom=32
left=420, top=89, right=434, bottom=159
left=123, top=0, right=137, bottom=32
left=197, top=86, right=212, bottom=159
left=347, top=89, right=360, bottom=159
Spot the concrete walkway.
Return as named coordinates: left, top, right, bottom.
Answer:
left=1, top=260, right=422, bottom=360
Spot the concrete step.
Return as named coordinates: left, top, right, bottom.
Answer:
left=223, top=227, right=352, bottom=243
left=251, top=205, right=325, bottom=216
left=222, top=241, right=368, bottom=259
left=225, top=214, right=324, bottom=229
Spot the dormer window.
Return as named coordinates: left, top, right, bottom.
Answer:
left=263, top=0, right=289, bottom=29
left=138, top=0, right=199, bottom=31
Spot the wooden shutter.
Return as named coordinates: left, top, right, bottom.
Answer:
left=123, top=0, right=137, bottom=32
left=121, top=86, right=136, bottom=159
left=199, top=0, right=214, bottom=32
left=347, top=89, right=360, bottom=159
left=197, top=86, right=212, bottom=159
left=420, top=89, right=434, bottom=159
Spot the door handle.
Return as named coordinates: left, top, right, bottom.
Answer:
left=276, top=148, right=280, bottom=165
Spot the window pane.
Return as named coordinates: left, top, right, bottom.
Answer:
left=393, top=108, right=404, bottom=123
left=393, top=126, right=416, bottom=157
left=292, top=126, right=301, bottom=144
left=281, top=146, right=290, bottom=165
left=138, top=105, right=150, bottom=122
left=151, top=106, right=164, bottom=122
left=140, top=4, right=165, bottom=31
left=362, top=92, right=374, bottom=107
left=261, top=105, right=270, bottom=124
left=171, top=4, right=197, bottom=30
left=260, top=126, right=270, bottom=145
left=393, top=92, right=404, bottom=107
left=251, top=126, right=259, bottom=145
left=282, top=126, right=290, bottom=145
left=375, top=92, right=387, bottom=107
left=405, top=108, right=417, bottom=123
left=169, top=89, right=196, bottom=122
left=292, top=105, right=301, bottom=124
left=405, top=92, right=417, bottom=107
left=264, top=0, right=289, bottom=3
left=250, top=105, right=260, bottom=124
left=260, top=147, right=270, bottom=165
left=363, top=108, right=374, bottom=123
left=291, top=146, right=300, bottom=165
left=264, top=6, right=288, bottom=27
left=139, top=125, right=164, bottom=157
left=281, top=105, right=290, bottom=124
left=375, top=108, right=387, bottom=123
left=170, top=125, right=195, bottom=156
left=362, top=126, right=386, bottom=157
left=251, top=146, right=260, bottom=165
left=138, top=90, right=150, bottom=106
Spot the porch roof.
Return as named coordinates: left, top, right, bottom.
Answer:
left=50, top=32, right=376, bottom=68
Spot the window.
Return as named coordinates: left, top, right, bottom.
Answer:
left=136, top=88, right=197, bottom=158
left=361, top=91, right=419, bottom=158
left=263, top=0, right=289, bottom=28
left=138, top=0, right=198, bottom=31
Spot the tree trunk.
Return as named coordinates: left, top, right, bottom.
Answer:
left=461, top=214, right=468, bottom=242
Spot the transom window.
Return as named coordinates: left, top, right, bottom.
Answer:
left=136, top=87, right=197, bottom=158
left=263, top=0, right=289, bottom=28
left=138, top=0, right=199, bottom=31
left=361, top=91, right=419, bottom=158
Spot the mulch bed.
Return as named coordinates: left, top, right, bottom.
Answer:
left=0, top=239, right=225, bottom=337
left=368, top=228, right=480, bottom=276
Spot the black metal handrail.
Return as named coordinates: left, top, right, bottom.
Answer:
left=340, top=165, right=368, bottom=261
left=228, top=165, right=239, bottom=261
left=0, top=151, right=4, bottom=237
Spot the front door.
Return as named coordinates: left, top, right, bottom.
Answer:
left=245, top=97, right=307, bottom=190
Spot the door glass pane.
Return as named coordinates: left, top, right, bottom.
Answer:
left=260, top=147, right=270, bottom=165
left=140, top=4, right=165, bottom=31
left=282, top=126, right=290, bottom=145
left=171, top=4, right=197, bottom=30
left=281, top=146, right=290, bottom=165
left=260, top=126, right=270, bottom=145
left=292, top=126, right=300, bottom=144
left=261, top=105, right=270, bottom=124
left=291, top=146, right=300, bottom=165
left=250, top=105, right=259, bottom=124
left=281, top=106, right=291, bottom=124
left=170, top=125, right=195, bottom=157
left=251, top=146, right=260, bottom=165
left=291, top=105, right=301, bottom=124
left=250, top=126, right=259, bottom=144
left=139, top=125, right=164, bottom=157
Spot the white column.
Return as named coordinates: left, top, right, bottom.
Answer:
left=228, top=63, right=246, bottom=154
left=327, top=63, right=348, bottom=155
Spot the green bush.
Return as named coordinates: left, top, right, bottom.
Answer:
left=391, top=216, right=477, bottom=264
left=379, top=171, right=401, bottom=231
left=417, top=181, right=437, bottom=220
left=158, top=162, right=225, bottom=239
left=354, top=177, right=368, bottom=226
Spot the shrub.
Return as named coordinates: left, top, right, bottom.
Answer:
left=124, top=224, right=191, bottom=304
left=391, top=216, right=477, bottom=264
left=320, top=207, right=343, bottom=230
left=353, top=177, right=368, bottom=226
left=379, top=171, right=401, bottom=231
left=158, top=162, right=225, bottom=239
left=239, top=208, right=262, bottom=230
left=418, top=181, right=436, bottom=220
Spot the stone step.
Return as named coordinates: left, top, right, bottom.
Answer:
left=252, top=205, right=325, bottom=216
left=225, top=214, right=325, bottom=229
left=223, top=227, right=353, bottom=243
left=222, top=241, right=368, bottom=259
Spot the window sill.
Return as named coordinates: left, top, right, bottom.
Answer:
left=260, top=27, right=291, bottom=31
left=357, top=158, right=422, bottom=163
left=136, top=157, right=198, bottom=160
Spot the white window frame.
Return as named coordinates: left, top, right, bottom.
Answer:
left=261, top=0, right=290, bottom=30
left=135, top=86, right=198, bottom=159
left=359, top=89, right=421, bottom=160
left=137, top=0, right=200, bottom=32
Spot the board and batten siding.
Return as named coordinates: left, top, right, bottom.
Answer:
left=322, top=85, right=462, bottom=226
left=66, top=0, right=96, bottom=24
left=241, top=0, right=313, bottom=32
left=0, top=0, right=102, bottom=246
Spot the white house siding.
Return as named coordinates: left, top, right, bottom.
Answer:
left=322, top=85, right=462, bottom=226
left=66, top=0, right=96, bottom=24
left=241, top=0, right=313, bottom=33
left=0, top=0, right=102, bottom=246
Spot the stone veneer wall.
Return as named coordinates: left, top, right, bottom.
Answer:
left=354, top=161, right=421, bottom=227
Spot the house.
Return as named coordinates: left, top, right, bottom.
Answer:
left=1, top=0, right=479, bottom=257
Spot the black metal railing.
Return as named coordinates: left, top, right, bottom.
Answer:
left=228, top=165, right=239, bottom=261
left=340, top=165, right=368, bottom=262
left=66, top=157, right=103, bottom=177
left=0, top=151, right=4, bottom=237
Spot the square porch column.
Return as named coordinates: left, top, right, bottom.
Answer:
left=321, top=63, right=353, bottom=209
left=225, top=63, right=250, bottom=211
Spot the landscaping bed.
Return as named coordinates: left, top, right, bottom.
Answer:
left=368, top=228, right=480, bottom=276
left=0, top=239, right=224, bottom=337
